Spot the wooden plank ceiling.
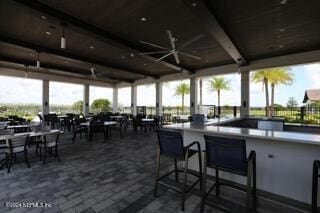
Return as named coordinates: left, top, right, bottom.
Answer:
left=0, top=0, right=319, bottom=83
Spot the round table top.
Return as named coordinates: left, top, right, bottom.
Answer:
left=80, top=121, right=117, bottom=126
left=142, top=118, right=154, bottom=122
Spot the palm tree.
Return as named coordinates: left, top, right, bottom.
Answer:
left=268, top=68, right=294, bottom=107
left=208, top=77, right=231, bottom=107
left=174, top=82, right=190, bottom=114
left=251, top=70, right=272, bottom=108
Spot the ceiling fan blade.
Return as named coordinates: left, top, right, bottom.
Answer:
left=166, top=30, right=176, bottom=49
left=180, top=34, right=205, bottom=50
left=156, top=52, right=173, bottom=62
left=179, top=52, right=202, bottom=60
left=139, top=41, right=169, bottom=50
left=173, top=52, right=180, bottom=64
left=139, top=50, right=172, bottom=55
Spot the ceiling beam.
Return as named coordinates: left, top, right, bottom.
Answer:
left=0, top=35, right=151, bottom=79
left=183, top=0, right=248, bottom=65
left=0, top=55, right=135, bottom=83
left=12, top=0, right=191, bottom=73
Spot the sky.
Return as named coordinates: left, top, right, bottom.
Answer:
left=0, top=63, right=319, bottom=107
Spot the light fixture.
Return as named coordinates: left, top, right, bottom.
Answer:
left=36, top=51, right=40, bottom=68
left=46, top=31, right=51, bottom=35
left=121, top=56, right=126, bottom=59
left=141, top=17, right=147, bottom=22
left=41, top=15, right=46, bottom=20
left=90, top=67, right=96, bottom=79
left=130, top=53, right=134, bottom=57
left=280, top=0, right=287, bottom=5
left=192, top=2, right=197, bottom=6
left=61, top=23, right=66, bottom=49
left=90, top=46, right=94, bottom=49
left=279, top=28, right=285, bottom=32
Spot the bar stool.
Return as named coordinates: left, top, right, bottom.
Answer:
left=201, top=135, right=256, bottom=212
left=154, top=129, right=202, bottom=211
left=312, top=160, right=320, bottom=213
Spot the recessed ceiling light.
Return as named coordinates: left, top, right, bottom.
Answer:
left=141, top=17, right=147, bottom=22
left=192, top=50, right=197, bottom=53
left=192, top=2, right=197, bottom=6
left=130, top=53, right=134, bottom=57
left=279, top=28, right=285, bottom=32
left=279, top=45, right=284, bottom=48
left=143, top=63, right=147, bottom=66
left=46, top=31, right=51, bottom=35
left=90, top=46, right=94, bottom=49
left=41, top=15, right=46, bottom=20
left=121, top=56, right=126, bottom=59
left=280, top=0, right=287, bottom=5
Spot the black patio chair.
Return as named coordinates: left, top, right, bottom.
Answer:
left=4, top=134, right=31, bottom=173
left=155, top=129, right=202, bottom=211
left=133, top=115, right=144, bottom=134
left=88, top=121, right=106, bottom=141
left=312, top=160, right=320, bottom=213
left=39, top=132, right=60, bottom=164
left=201, top=135, right=256, bottom=212
left=72, top=117, right=87, bottom=143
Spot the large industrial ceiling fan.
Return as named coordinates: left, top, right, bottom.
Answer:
left=139, top=30, right=203, bottom=64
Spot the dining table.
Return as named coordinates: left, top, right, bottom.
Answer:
left=141, top=118, right=154, bottom=133
left=80, top=121, right=117, bottom=142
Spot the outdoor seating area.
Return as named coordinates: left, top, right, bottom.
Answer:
left=1, top=0, right=320, bottom=213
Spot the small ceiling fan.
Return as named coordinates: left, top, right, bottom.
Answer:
left=139, top=30, right=203, bottom=64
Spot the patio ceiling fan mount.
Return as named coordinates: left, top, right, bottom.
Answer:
left=139, top=30, right=203, bottom=64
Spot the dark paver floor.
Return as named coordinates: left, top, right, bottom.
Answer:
left=0, top=128, right=309, bottom=213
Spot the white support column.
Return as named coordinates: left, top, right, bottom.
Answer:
left=42, top=80, right=49, bottom=115
left=190, top=77, right=199, bottom=115
left=83, top=84, right=90, bottom=116
left=240, top=70, right=250, bottom=117
left=131, top=85, right=137, bottom=115
left=112, top=87, right=118, bottom=113
left=156, top=82, right=163, bottom=116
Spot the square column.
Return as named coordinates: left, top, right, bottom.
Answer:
left=190, top=77, right=199, bottom=115
left=131, top=85, right=137, bottom=115
left=83, top=84, right=90, bottom=116
left=112, top=87, right=118, bottom=113
left=156, top=82, right=163, bottom=116
left=240, top=70, right=250, bottom=117
left=42, top=80, right=49, bottom=115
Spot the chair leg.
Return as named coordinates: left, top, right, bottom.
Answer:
left=72, top=131, right=76, bottom=143
left=154, top=149, right=161, bottom=197
left=252, top=156, right=257, bottom=211
left=174, top=158, right=179, bottom=182
left=247, top=161, right=253, bottom=211
left=200, top=154, right=207, bottom=213
left=39, top=147, right=42, bottom=161
left=181, top=151, right=189, bottom=211
left=216, top=169, right=220, bottom=197
left=198, top=151, right=203, bottom=190
left=7, top=155, right=13, bottom=173
left=24, top=150, right=31, bottom=168
left=313, top=161, right=319, bottom=213
left=55, top=146, right=61, bottom=162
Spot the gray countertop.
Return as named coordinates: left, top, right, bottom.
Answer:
left=164, top=117, right=320, bottom=145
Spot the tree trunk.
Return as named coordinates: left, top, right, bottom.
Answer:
left=182, top=94, right=184, bottom=114
left=271, top=83, right=275, bottom=107
left=264, top=78, right=269, bottom=116
left=217, top=90, right=220, bottom=107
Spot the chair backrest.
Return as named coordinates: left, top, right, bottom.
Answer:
left=204, top=135, right=247, bottom=175
left=157, top=129, right=185, bottom=158
left=43, top=132, right=60, bottom=146
left=90, top=121, right=105, bottom=133
left=6, top=134, right=29, bottom=151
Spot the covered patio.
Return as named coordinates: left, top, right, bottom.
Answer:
left=0, top=0, right=320, bottom=212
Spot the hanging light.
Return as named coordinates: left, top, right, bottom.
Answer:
left=36, top=51, right=40, bottom=68
left=90, top=67, right=96, bottom=79
left=61, top=23, right=66, bottom=49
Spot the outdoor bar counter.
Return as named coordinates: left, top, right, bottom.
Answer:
left=164, top=117, right=320, bottom=207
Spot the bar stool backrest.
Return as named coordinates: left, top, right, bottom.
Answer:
left=204, top=135, right=247, bottom=175
left=158, top=129, right=184, bottom=159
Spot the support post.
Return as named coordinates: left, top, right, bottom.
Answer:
left=83, top=84, right=89, bottom=116
left=190, top=77, right=199, bottom=115
left=241, top=70, right=250, bottom=117
left=156, top=82, right=163, bottom=116
left=131, top=85, right=137, bottom=116
left=42, top=80, right=49, bottom=115
left=112, top=87, right=118, bottom=113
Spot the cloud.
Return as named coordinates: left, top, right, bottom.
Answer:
left=303, top=63, right=320, bottom=89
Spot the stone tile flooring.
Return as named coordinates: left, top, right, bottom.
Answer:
left=0, top=129, right=309, bottom=213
